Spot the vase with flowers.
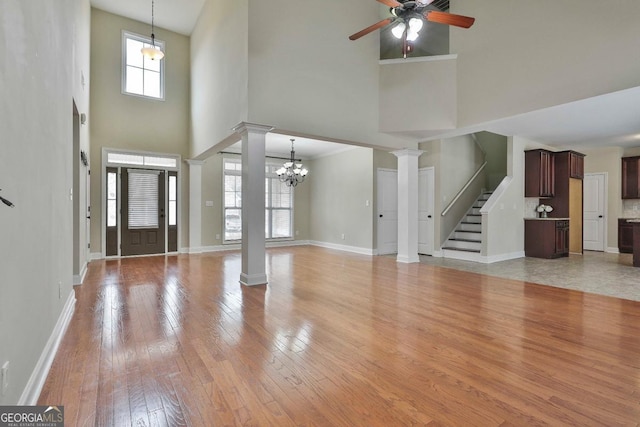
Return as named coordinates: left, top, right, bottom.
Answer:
left=536, top=204, right=553, bottom=218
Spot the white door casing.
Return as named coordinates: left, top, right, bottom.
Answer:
left=418, top=167, right=435, bottom=255
left=377, top=169, right=398, bottom=255
left=583, top=173, right=606, bottom=251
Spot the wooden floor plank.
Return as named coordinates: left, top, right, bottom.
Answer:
left=39, top=246, right=640, bottom=426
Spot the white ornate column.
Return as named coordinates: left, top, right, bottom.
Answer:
left=233, top=122, right=274, bottom=286
left=186, top=159, right=204, bottom=254
left=392, top=149, right=423, bottom=263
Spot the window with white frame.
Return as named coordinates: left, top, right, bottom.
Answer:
left=122, top=31, right=164, bottom=99
left=223, top=159, right=293, bottom=242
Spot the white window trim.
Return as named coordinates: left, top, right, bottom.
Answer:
left=121, top=30, right=165, bottom=101
left=222, top=156, right=295, bottom=244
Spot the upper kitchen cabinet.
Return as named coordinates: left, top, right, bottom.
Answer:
left=568, top=151, right=585, bottom=179
left=622, top=156, right=640, bottom=199
left=525, top=149, right=555, bottom=198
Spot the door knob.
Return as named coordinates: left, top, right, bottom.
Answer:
left=427, top=215, right=432, bottom=218
left=599, top=215, right=603, bottom=218
left=379, top=214, right=383, bottom=218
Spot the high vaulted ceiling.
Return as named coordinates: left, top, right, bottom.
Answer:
left=90, top=0, right=640, bottom=153
left=90, top=0, right=205, bottom=35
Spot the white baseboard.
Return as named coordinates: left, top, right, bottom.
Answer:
left=73, top=262, right=88, bottom=285
left=194, top=240, right=311, bottom=254
left=481, top=251, right=525, bottom=264
left=606, top=247, right=620, bottom=254
left=430, top=250, right=443, bottom=258
left=90, top=252, right=102, bottom=261
left=18, top=290, right=76, bottom=405
left=308, top=240, right=375, bottom=256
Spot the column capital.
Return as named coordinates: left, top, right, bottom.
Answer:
left=232, top=122, right=274, bottom=135
left=391, top=149, right=424, bottom=158
left=185, top=159, right=205, bottom=167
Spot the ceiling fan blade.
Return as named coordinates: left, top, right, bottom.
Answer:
left=377, top=0, right=402, bottom=8
left=425, top=10, right=476, bottom=28
left=349, top=18, right=394, bottom=41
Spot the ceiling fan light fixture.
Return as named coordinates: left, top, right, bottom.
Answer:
left=407, top=29, right=419, bottom=41
left=408, top=17, right=424, bottom=32
left=391, top=22, right=406, bottom=39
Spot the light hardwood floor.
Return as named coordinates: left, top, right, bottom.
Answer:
left=39, top=246, right=640, bottom=426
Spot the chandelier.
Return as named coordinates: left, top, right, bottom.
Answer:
left=276, top=139, right=308, bottom=187
left=141, top=0, right=164, bottom=61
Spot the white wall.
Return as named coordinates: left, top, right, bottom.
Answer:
left=190, top=0, right=248, bottom=157
left=453, top=0, right=640, bottom=128
left=0, top=0, right=90, bottom=404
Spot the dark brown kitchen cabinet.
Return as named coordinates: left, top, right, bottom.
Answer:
left=568, top=151, right=585, bottom=179
left=622, top=156, right=640, bottom=199
left=525, top=149, right=555, bottom=198
left=525, top=219, right=569, bottom=259
left=619, top=219, right=634, bottom=253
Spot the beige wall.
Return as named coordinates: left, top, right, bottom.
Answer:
left=582, top=146, right=624, bottom=250
left=453, top=0, right=640, bottom=128
left=482, top=137, right=526, bottom=258
left=199, top=154, right=311, bottom=247
left=246, top=0, right=413, bottom=151
left=190, top=0, right=416, bottom=156
left=0, top=0, right=90, bottom=404
left=379, top=58, right=457, bottom=134
left=309, top=148, right=374, bottom=250
left=90, top=8, right=191, bottom=252
left=190, top=0, right=248, bottom=157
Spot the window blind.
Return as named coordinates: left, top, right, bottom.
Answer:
left=128, top=169, right=159, bottom=229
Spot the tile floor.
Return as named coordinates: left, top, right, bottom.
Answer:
left=419, top=251, right=640, bottom=301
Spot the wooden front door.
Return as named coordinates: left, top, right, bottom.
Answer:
left=121, top=168, right=165, bottom=256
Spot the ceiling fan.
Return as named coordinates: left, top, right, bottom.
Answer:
left=349, top=0, right=475, bottom=58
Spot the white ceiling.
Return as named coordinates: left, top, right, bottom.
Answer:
left=225, top=134, right=357, bottom=161
left=90, top=0, right=205, bottom=35
left=90, top=0, right=640, bottom=153
left=483, top=86, right=640, bottom=149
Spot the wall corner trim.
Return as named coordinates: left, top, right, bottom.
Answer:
left=18, top=290, right=76, bottom=405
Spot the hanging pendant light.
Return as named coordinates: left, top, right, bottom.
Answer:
left=141, top=0, right=164, bottom=61
left=276, top=139, right=308, bottom=187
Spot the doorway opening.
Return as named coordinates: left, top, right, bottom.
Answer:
left=102, top=149, right=181, bottom=257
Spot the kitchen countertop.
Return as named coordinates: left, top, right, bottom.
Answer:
left=524, top=217, right=570, bottom=221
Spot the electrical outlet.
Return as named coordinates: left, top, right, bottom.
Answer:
left=58, top=281, right=62, bottom=299
left=341, top=233, right=345, bottom=240
left=1, top=361, right=9, bottom=395
left=215, top=234, right=220, bottom=240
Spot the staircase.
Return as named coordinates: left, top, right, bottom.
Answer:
left=441, top=192, right=492, bottom=262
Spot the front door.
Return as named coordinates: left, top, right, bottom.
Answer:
left=121, top=168, right=165, bottom=256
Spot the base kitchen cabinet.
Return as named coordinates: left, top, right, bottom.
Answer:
left=619, top=219, right=635, bottom=253
left=525, top=219, right=569, bottom=259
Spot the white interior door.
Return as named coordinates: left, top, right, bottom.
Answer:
left=377, top=169, right=397, bottom=255
left=418, top=167, right=435, bottom=255
left=583, top=173, right=606, bottom=251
